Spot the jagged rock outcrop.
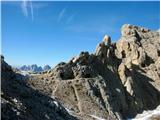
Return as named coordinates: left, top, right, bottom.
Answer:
left=2, top=24, right=160, bottom=120
left=115, top=24, right=160, bottom=67
left=1, top=56, right=77, bottom=120
left=27, top=24, right=160, bottom=120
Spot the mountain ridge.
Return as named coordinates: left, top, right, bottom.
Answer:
left=17, top=64, right=51, bottom=73
left=27, top=24, right=160, bottom=119
left=1, top=24, right=160, bottom=120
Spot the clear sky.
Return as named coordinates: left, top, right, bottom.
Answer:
left=2, top=1, right=160, bottom=67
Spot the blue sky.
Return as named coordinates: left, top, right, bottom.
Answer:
left=2, top=1, right=160, bottom=67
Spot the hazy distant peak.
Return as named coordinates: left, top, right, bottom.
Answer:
left=18, top=64, right=51, bottom=73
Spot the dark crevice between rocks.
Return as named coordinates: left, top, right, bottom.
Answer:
left=145, top=54, right=155, bottom=67
left=157, top=50, right=160, bottom=57
left=123, top=66, right=160, bottom=119
left=140, top=53, right=155, bottom=68
left=121, top=50, right=126, bottom=58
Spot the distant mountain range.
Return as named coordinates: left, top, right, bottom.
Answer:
left=18, top=64, right=51, bottom=72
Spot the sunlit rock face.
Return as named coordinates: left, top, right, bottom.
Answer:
left=2, top=24, right=160, bottom=120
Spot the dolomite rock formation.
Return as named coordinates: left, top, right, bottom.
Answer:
left=27, top=24, right=160, bottom=120
left=2, top=24, right=160, bottom=120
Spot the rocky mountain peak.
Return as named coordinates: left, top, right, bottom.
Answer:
left=102, top=35, right=111, bottom=45
left=121, top=24, right=150, bottom=37
left=43, top=65, right=51, bottom=71
left=2, top=24, right=160, bottom=120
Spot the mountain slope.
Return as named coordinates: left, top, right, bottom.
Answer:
left=1, top=56, right=77, bottom=120
left=2, top=24, right=160, bottom=120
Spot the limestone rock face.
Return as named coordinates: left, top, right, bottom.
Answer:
left=2, top=24, right=160, bottom=120
left=115, top=24, right=160, bottom=117
left=116, top=24, right=160, bottom=67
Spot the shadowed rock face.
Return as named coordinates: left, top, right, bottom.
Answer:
left=1, top=56, right=77, bottom=120
left=2, top=24, right=160, bottom=120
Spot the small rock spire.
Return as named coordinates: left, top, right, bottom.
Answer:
left=102, top=35, right=111, bottom=45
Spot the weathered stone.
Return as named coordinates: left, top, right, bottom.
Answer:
left=103, top=35, right=111, bottom=45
